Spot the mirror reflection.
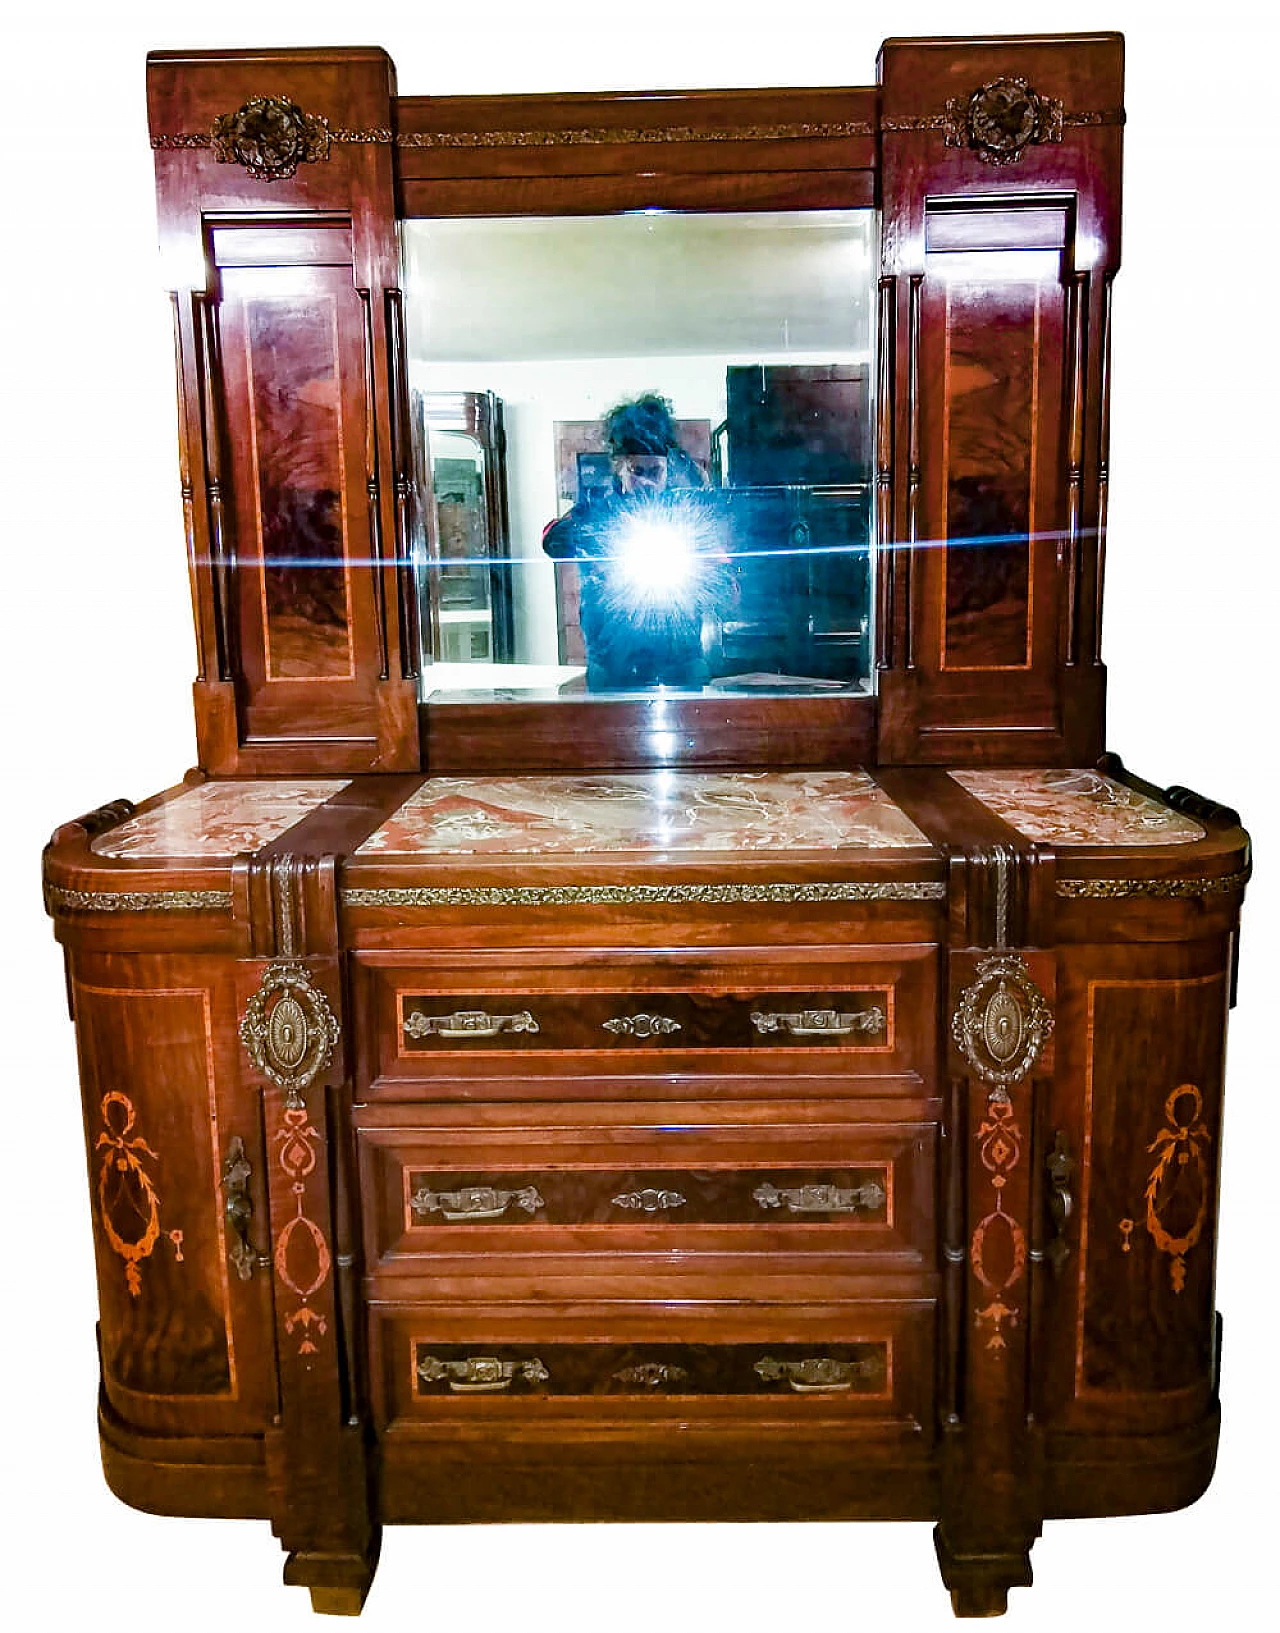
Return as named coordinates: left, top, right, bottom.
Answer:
left=403, top=209, right=876, bottom=701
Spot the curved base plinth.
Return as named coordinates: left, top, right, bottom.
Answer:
left=934, top=1526, right=1034, bottom=1620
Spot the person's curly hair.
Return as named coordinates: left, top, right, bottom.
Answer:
left=601, top=393, right=681, bottom=456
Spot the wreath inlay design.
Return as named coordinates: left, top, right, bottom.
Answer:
left=1144, top=1084, right=1212, bottom=1293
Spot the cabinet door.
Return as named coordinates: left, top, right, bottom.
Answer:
left=1039, top=937, right=1230, bottom=1437
left=71, top=952, right=275, bottom=1437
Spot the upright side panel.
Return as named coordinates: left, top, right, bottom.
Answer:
left=148, top=50, right=419, bottom=774
left=877, top=35, right=1123, bottom=764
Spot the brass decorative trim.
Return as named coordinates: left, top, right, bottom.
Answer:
left=754, top=1354, right=881, bottom=1392
left=612, top=1362, right=689, bottom=1388
left=952, top=953, right=1052, bottom=1094
left=611, top=1187, right=687, bottom=1213
left=240, top=964, right=340, bottom=1107
left=753, top=1180, right=886, bottom=1215
left=45, top=884, right=232, bottom=914
left=1057, top=868, right=1250, bottom=900
left=751, top=1006, right=885, bottom=1038
left=410, top=1183, right=544, bottom=1222
left=404, top=1008, right=539, bottom=1039
left=603, top=1013, right=681, bottom=1038
left=345, top=881, right=945, bottom=908
left=397, top=119, right=874, bottom=148
left=884, top=104, right=1122, bottom=137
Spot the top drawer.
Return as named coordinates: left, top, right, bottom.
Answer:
left=352, top=946, right=937, bottom=1097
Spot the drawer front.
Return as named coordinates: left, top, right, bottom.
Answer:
left=354, top=947, right=937, bottom=1095
left=358, top=1105, right=934, bottom=1270
left=370, top=1300, right=934, bottom=1434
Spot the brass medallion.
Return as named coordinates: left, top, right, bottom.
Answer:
left=240, top=964, right=339, bottom=1105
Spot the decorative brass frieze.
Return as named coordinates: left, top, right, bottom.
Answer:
left=611, top=1187, right=687, bottom=1213
left=410, top=1184, right=544, bottom=1222
left=602, top=1013, right=681, bottom=1038
left=952, top=953, right=1052, bottom=1094
left=417, top=1355, right=549, bottom=1393
left=403, top=1008, right=538, bottom=1040
left=344, top=881, right=946, bottom=909
left=1144, top=1085, right=1212, bottom=1293
left=397, top=119, right=874, bottom=148
left=751, top=1006, right=885, bottom=1039
left=44, top=885, right=232, bottom=914
left=1056, top=868, right=1250, bottom=900
left=240, top=964, right=339, bottom=1107
left=753, top=1180, right=886, bottom=1215
left=754, top=1355, right=881, bottom=1392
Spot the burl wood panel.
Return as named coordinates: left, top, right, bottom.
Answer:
left=70, top=954, right=274, bottom=1436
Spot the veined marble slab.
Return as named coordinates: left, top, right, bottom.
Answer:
left=951, top=769, right=1204, bottom=846
left=359, top=771, right=928, bottom=856
left=92, top=780, right=348, bottom=860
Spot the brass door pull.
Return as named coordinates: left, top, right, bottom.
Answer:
left=404, top=1009, right=539, bottom=1039
left=750, top=1007, right=885, bottom=1038
left=611, top=1187, right=687, bottom=1212
left=221, top=1136, right=268, bottom=1281
left=1046, top=1129, right=1075, bottom=1274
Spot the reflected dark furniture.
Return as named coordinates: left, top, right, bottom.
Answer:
left=41, top=31, right=1251, bottom=1625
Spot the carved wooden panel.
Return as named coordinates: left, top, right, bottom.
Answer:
left=70, top=956, right=274, bottom=1436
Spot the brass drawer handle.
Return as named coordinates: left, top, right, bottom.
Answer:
left=612, top=1362, right=689, bottom=1389
left=754, top=1355, right=880, bottom=1392
left=611, top=1187, right=687, bottom=1212
left=410, top=1184, right=545, bottom=1222
left=603, top=1013, right=681, bottom=1038
left=417, top=1355, right=549, bottom=1393
left=750, top=1006, right=886, bottom=1038
left=404, top=1008, right=539, bottom=1040
left=753, top=1180, right=886, bottom=1215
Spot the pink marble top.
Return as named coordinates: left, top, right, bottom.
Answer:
left=950, top=769, right=1204, bottom=846
left=92, top=780, right=348, bottom=860
left=358, top=771, right=928, bottom=857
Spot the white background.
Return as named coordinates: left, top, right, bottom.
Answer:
left=1, top=2, right=1276, bottom=1628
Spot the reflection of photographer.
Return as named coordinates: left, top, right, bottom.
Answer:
left=544, top=395, right=722, bottom=691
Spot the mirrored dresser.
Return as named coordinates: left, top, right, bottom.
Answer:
left=43, top=32, right=1250, bottom=1619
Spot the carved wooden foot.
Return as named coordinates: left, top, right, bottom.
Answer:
left=934, top=1525, right=1033, bottom=1619
left=284, top=1547, right=379, bottom=1617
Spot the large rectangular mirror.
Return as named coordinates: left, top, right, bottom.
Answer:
left=402, top=208, right=877, bottom=704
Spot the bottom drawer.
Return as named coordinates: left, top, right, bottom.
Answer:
left=369, top=1299, right=934, bottom=1436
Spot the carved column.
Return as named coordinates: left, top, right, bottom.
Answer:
left=234, top=852, right=378, bottom=1613
left=938, top=844, right=1056, bottom=1616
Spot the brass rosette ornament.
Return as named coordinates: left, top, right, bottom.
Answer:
left=211, top=96, right=331, bottom=180
left=952, top=953, right=1053, bottom=1094
left=945, top=76, right=1064, bottom=166
left=240, top=964, right=340, bottom=1105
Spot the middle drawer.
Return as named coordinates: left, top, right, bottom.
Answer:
left=357, top=1098, right=936, bottom=1275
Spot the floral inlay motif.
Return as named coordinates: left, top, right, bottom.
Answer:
left=1144, top=1085, right=1213, bottom=1294
left=971, top=1097, right=1028, bottom=1353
